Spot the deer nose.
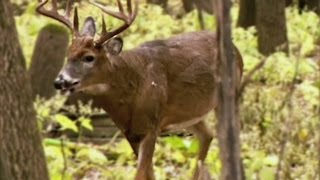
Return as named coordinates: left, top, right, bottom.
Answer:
left=54, top=74, right=69, bottom=90
left=53, top=78, right=64, bottom=90
left=54, top=75, right=80, bottom=90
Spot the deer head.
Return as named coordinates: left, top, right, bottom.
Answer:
left=36, top=0, right=138, bottom=94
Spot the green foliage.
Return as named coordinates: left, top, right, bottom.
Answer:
left=76, top=148, right=108, bottom=165
left=44, top=144, right=73, bottom=180
left=286, top=8, right=320, bottom=56
left=16, top=1, right=320, bottom=180
left=243, top=149, right=278, bottom=180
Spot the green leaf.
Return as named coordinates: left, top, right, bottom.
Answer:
left=260, top=167, right=276, bottom=180
left=264, top=155, right=279, bottom=166
left=50, top=170, right=73, bottom=180
left=44, top=146, right=63, bottom=160
left=313, top=80, right=320, bottom=90
left=55, top=114, right=78, bottom=132
left=77, top=148, right=108, bottom=165
left=163, top=136, right=186, bottom=150
left=79, top=117, right=93, bottom=131
left=40, top=108, right=50, bottom=117
left=172, top=151, right=186, bottom=163
left=186, top=139, right=199, bottom=154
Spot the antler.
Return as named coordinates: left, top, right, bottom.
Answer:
left=36, top=0, right=79, bottom=36
left=90, top=0, right=139, bottom=45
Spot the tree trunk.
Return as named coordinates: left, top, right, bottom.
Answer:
left=237, top=0, right=256, bottom=28
left=29, top=24, right=69, bottom=99
left=286, top=0, right=293, bottom=6
left=147, top=0, right=168, bottom=8
left=215, top=0, right=244, bottom=179
left=305, top=0, right=320, bottom=14
left=194, top=0, right=214, bottom=14
left=181, top=0, right=213, bottom=30
left=256, top=0, right=288, bottom=55
left=182, top=0, right=194, bottom=12
left=0, top=1, right=49, bottom=180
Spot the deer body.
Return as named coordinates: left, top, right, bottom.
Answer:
left=37, top=0, right=243, bottom=179
left=82, top=31, right=218, bottom=133
left=67, top=31, right=242, bottom=180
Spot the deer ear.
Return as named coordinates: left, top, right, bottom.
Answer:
left=104, top=37, right=123, bottom=55
left=81, top=17, right=96, bottom=37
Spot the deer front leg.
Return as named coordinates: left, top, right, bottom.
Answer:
left=135, top=131, right=157, bottom=180
left=188, top=121, right=213, bottom=180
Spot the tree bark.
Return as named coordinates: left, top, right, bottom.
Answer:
left=256, top=0, right=288, bottom=55
left=215, top=0, right=244, bottom=179
left=147, top=0, right=168, bottom=8
left=180, top=0, right=214, bottom=30
left=286, top=0, right=293, bottom=6
left=237, top=0, right=256, bottom=28
left=29, top=24, right=69, bottom=99
left=0, top=1, right=49, bottom=180
left=182, top=0, right=194, bottom=12
left=194, top=0, right=214, bottom=14
left=305, top=0, right=320, bottom=14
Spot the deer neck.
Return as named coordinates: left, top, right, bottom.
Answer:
left=87, top=50, right=146, bottom=131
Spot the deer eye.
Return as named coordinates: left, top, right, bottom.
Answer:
left=83, top=55, right=95, bottom=63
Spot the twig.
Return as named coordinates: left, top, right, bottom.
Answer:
left=107, top=130, right=121, bottom=147
left=275, top=104, right=292, bottom=180
left=238, top=57, right=268, bottom=98
left=196, top=7, right=205, bottom=30
left=60, top=137, right=67, bottom=180
left=317, top=65, right=320, bottom=180
left=275, top=52, right=301, bottom=180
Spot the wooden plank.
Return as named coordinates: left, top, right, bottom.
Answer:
left=90, top=116, right=115, bottom=127
left=63, top=126, right=119, bottom=138
left=68, top=136, right=123, bottom=145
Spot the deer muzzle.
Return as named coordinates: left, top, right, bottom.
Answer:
left=54, top=74, right=79, bottom=92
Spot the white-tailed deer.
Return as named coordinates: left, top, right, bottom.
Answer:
left=37, top=0, right=243, bottom=179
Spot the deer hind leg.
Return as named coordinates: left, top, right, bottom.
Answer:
left=187, top=120, right=213, bottom=180
left=135, top=131, right=157, bottom=180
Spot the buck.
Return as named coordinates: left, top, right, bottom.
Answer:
left=37, top=0, right=243, bottom=179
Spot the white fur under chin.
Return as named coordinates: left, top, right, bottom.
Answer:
left=78, top=83, right=110, bottom=95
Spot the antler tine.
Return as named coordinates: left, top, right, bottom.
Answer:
left=73, top=7, right=80, bottom=36
left=117, top=0, right=125, bottom=16
left=51, top=0, right=58, bottom=11
left=127, top=0, right=132, bottom=16
left=91, top=0, right=139, bottom=45
left=90, top=1, right=126, bottom=21
left=133, top=0, right=139, bottom=19
left=65, top=0, right=73, bottom=18
left=36, top=0, right=76, bottom=35
left=101, top=15, right=107, bottom=35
